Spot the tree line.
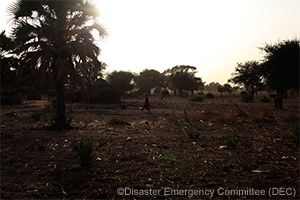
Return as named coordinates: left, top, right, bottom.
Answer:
left=1, top=0, right=299, bottom=129
left=106, top=65, right=204, bottom=98
left=228, top=39, right=299, bottom=108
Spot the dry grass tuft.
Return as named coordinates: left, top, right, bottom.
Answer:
left=190, top=111, right=201, bottom=122
left=217, top=112, right=236, bottom=123
left=279, top=112, right=299, bottom=121
left=183, top=108, right=190, bottom=122
left=168, top=110, right=177, bottom=123
left=107, top=116, right=130, bottom=125
left=232, top=102, right=249, bottom=118
left=202, top=105, right=217, bottom=115
left=261, top=106, right=274, bottom=120
left=249, top=112, right=264, bottom=122
left=249, top=106, right=275, bottom=123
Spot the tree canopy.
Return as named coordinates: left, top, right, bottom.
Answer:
left=106, top=70, right=135, bottom=92
left=229, top=61, right=262, bottom=98
left=9, top=0, right=106, bottom=129
left=135, top=69, right=165, bottom=95
left=260, top=39, right=299, bottom=92
left=164, top=65, right=203, bottom=97
left=259, top=39, right=299, bottom=108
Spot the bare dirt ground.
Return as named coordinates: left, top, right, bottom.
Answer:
left=1, top=95, right=299, bottom=199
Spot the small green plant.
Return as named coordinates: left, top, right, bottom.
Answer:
left=31, top=113, right=41, bottom=121
left=165, top=153, right=176, bottom=161
left=206, top=93, right=214, bottom=98
left=187, top=129, right=200, bottom=139
left=72, top=139, right=106, bottom=169
left=260, top=96, right=271, bottom=103
left=227, top=134, right=237, bottom=148
left=190, top=96, right=204, bottom=102
left=72, top=139, right=95, bottom=169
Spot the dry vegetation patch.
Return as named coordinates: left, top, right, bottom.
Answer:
left=1, top=96, right=299, bottom=199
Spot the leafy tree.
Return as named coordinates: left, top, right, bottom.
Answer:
left=135, top=69, right=165, bottom=95
left=106, top=70, right=135, bottom=92
left=223, top=83, right=233, bottom=95
left=260, top=39, right=300, bottom=108
left=204, top=82, right=221, bottom=93
left=164, top=65, right=203, bottom=97
left=229, top=61, right=262, bottom=99
left=9, top=0, right=106, bottom=129
left=217, top=85, right=225, bottom=95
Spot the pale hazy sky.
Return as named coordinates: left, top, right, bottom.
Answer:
left=1, top=0, right=299, bottom=84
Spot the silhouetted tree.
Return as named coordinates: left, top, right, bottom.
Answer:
left=223, top=83, right=233, bottom=95
left=229, top=61, right=262, bottom=100
left=0, top=31, right=18, bottom=89
left=204, top=82, right=221, bottom=93
left=9, top=0, right=106, bottom=129
left=164, top=65, right=202, bottom=97
left=135, top=69, right=165, bottom=95
left=106, top=70, right=135, bottom=92
left=260, top=39, right=300, bottom=108
left=217, top=85, right=225, bottom=97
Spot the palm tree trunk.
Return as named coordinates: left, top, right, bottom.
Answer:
left=275, top=89, right=284, bottom=109
left=55, top=78, right=70, bottom=129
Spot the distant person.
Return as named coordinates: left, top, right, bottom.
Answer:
left=142, top=94, right=151, bottom=112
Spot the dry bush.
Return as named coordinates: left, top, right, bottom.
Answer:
left=203, top=105, right=216, bottom=115
left=190, top=111, right=201, bottom=122
left=217, top=112, right=236, bottom=123
left=107, top=116, right=130, bottom=125
left=279, top=112, right=299, bottom=121
left=168, top=110, right=177, bottom=123
left=249, top=111, right=264, bottom=122
left=249, top=106, right=275, bottom=123
left=183, top=108, right=190, bottom=122
left=231, top=102, right=249, bottom=118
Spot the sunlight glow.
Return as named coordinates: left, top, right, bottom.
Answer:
left=0, top=0, right=299, bottom=83
left=95, top=0, right=246, bottom=81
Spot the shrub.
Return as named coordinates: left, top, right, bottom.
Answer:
left=165, top=153, right=176, bottom=161
left=190, top=96, right=204, bottom=102
left=161, top=89, right=170, bottom=97
left=227, top=134, right=237, bottom=148
left=71, top=173, right=86, bottom=189
left=241, top=95, right=254, bottom=103
left=107, top=116, right=130, bottom=125
left=154, top=87, right=162, bottom=94
left=232, top=102, right=249, bottom=118
left=217, top=113, right=235, bottom=123
left=72, top=139, right=95, bottom=169
left=31, top=113, right=41, bottom=121
left=186, top=129, right=200, bottom=139
left=260, top=96, right=271, bottom=103
left=206, top=93, right=214, bottom=98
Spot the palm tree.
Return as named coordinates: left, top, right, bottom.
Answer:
left=1, top=31, right=17, bottom=89
left=9, top=0, right=106, bottom=129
